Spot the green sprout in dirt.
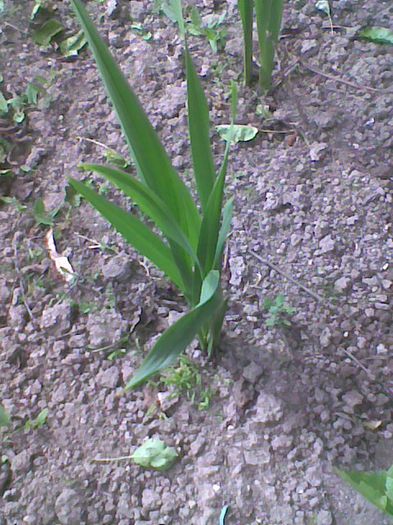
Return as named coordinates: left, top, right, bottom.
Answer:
left=336, top=464, right=393, bottom=517
left=238, top=0, right=284, bottom=92
left=162, top=356, right=213, bottom=410
left=69, top=0, right=237, bottom=389
left=186, top=6, right=227, bottom=53
left=263, top=294, right=295, bottom=328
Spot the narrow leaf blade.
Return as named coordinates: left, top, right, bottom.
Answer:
left=69, top=178, right=184, bottom=290
left=80, top=164, right=199, bottom=269
left=70, top=0, right=200, bottom=246
left=126, top=270, right=220, bottom=389
left=185, top=48, right=216, bottom=212
left=238, top=0, right=254, bottom=85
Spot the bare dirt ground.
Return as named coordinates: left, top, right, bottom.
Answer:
left=1, top=1, right=392, bottom=524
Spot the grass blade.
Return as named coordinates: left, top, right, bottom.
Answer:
left=238, top=0, right=254, bottom=86
left=126, top=270, right=221, bottom=389
left=69, top=178, right=184, bottom=290
left=70, top=0, right=201, bottom=245
left=185, top=47, right=216, bottom=212
left=80, top=164, right=200, bottom=270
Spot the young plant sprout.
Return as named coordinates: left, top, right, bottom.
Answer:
left=69, top=0, right=237, bottom=389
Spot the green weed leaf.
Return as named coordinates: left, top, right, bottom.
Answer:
left=60, top=30, right=88, bottom=57
left=0, top=404, right=10, bottom=428
left=32, top=18, right=64, bottom=47
left=33, top=198, right=54, bottom=226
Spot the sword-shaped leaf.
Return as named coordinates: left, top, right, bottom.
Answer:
left=185, top=46, right=216, bottom=212
left=69, top=178, right=184, bottom=290
left=70, top=0, right=200, bottom=245
left=238, top=0, right=254, bottom=86
left=126, top=270, right=221, bottom=389
left=80, top=164, right=200, bottom=269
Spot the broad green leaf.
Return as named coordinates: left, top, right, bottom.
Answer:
left=33, top=198, right=54, bottom=226
left=25, top=83, right=40, bottom=105
left=126, top=270, right=220, bottom=389
left=32, top=18, right=64, bottom=47
left=359, top=27, right=393, bottom=45
left=69, top=178, right=184, bottom=290
left=216, top=124, right=258, bottom=144
left=104, top=149, right=130, bottom=169
left=185, top=47, right=216, bottom=212
left=132, top=438, right=178, bottom=471
left=0, top=404, right=10, bottom=428
left=80, top=164, right=199, bottom=271
left=0, top=1, right=4, bottom=14
left=336, top=468, right=393, bottom=516
left=238, top=0, right=254, bottom=85
left=60, top=30, right=87, bottom=57
left=70, top=0, right=200, bottom=248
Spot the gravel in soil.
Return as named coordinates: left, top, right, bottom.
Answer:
left=1, top=1, right=392, bottom=524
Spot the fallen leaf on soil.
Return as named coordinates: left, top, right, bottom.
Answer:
left=132, top=438, right=178, bottom=471
left=216, top=124, right=258, bottom=144
left=358, top=27, right=393, bottom=45
left=363, top=420, right=382, bottom=431
left=45, top=229, right=75, bottom=283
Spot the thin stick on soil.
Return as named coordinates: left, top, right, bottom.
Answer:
left=300, top=61, right=389, bottom=94
left=92, top=455, right=133, bottom=463
left=249, top=250, right=325, bottom=303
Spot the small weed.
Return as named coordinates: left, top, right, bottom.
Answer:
left=187, top=6, right=227, bottom=53
left=32, top=198, right=61, bottom=227
left=130, top=22, right=152, bottom=42
left=0, top=76, right=51, bottom=124
left=0, top=196, right=27, bottom=213
left=24, top=408, right=49, bottom=432
left=263, top=294, right=296, bottom=328
left=0, top=404, right=11, bottom=429
left=162, top=356, right=213, bottom=410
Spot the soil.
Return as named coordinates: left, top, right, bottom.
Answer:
left=1, top=1, right=392, bottom=524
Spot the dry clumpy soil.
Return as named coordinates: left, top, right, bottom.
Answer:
left=0, top=0, right=392, bottom=524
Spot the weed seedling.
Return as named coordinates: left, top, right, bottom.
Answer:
left=263, top=294, right=295, bottom=328
left=162, top=355, right=213, bottom=410
left=186, top=6, right=227, bottom=53
left=24, top=408, right=49, bottom=432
